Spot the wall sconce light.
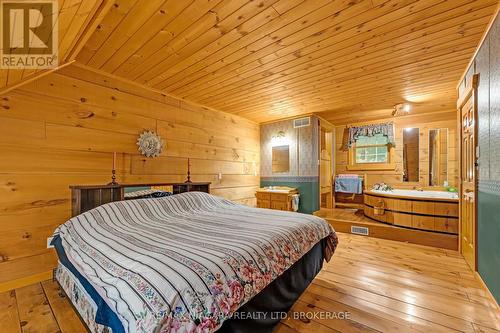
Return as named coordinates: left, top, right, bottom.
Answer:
left=271, top=130, right=288, bottom=146
left=392, top=103, right=411, bottom=116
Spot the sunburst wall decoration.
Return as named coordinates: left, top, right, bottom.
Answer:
left=137, top=130, right=164, bottom=157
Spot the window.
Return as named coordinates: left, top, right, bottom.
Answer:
left=354, top=134, right=389, bottom=164
left=347, top=133, right=395, bottom=171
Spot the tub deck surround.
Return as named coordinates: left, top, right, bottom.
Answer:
left=315, top=208, right=459, bottom=250
left=364, top=189, right=459, bottom=234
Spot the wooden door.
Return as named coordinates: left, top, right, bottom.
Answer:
left=458, top=75, right=478, bottom=270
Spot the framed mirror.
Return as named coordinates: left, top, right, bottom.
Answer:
left=272, top=145, right=289, bottom=173
left=403, top=128, right=420, bottom=182
left=429, top=128, right=448, bottom=186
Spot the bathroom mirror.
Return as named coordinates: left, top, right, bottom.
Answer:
left=403, top=128, right=420, bottom=182
left=272, top=145, right=289, bottom=173
left=429, top=128, right=448, bottom=186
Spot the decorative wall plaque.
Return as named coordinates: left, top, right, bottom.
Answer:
left=137, top=130, right=164, bottom=157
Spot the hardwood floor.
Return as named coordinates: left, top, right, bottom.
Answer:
left=1, top=233, right=499, bottom=333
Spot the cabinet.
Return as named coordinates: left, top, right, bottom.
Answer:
left=255, top=187, right=298, bottom=211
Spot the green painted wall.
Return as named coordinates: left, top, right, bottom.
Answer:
left=478, top=191, right=500, bottom=304
left=473, top=13, right=500, bottom=304
left=260, top=180, right=319, bottom=214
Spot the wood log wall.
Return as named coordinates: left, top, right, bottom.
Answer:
left=335, top=112, right=459, bottom=189
left=0, top=64, right=260, bottom=290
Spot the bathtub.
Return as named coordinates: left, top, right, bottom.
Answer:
left=369, top=189, right=459, bottom=200
left=363, top=189, right=459, bottom=234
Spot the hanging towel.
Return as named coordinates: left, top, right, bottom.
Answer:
left=335, top=176, right=362, bottom=194
left=291, top=194, right=300, bottom=212
left=337, top=174, right=360, bottom=178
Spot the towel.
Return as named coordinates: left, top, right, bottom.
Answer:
left=335, top=176, right=362, bottom=194
left=291, top=194, right=300, bottom=212
left=337, top=174, right=360, bottom=178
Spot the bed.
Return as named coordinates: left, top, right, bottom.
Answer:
left=52, top=192, right=337, bottom=333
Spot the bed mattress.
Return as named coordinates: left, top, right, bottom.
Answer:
left=53, top=192, right=337, bottom=333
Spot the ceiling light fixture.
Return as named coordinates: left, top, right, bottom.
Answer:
left=392, top=103, right=411, bottom=116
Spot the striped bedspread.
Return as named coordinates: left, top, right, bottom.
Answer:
left=54, top=192, right=337, bottom=333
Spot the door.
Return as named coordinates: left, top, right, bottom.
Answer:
left=458, top=74, right=478, bottom=270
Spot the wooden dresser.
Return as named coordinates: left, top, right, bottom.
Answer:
left=255, top=187, right=298, bottom=211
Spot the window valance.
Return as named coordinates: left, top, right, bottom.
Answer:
left=347, top=122, right=395, bottom=148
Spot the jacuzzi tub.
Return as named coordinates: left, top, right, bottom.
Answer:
left=369, top=189, right=459, bottom=200
left=363, top=189, right=459, bottom=234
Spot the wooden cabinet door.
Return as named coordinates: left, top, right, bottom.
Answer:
left=459, top=74, right=478, bottom=270
left=257, top=200, right=270, bottom=209
left=271, top=201, right=286, bottom=210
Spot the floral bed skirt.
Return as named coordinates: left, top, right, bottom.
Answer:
left=56, top=262, right=111, bottom=333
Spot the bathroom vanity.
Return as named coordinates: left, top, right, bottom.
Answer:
left=255, top=187, right=299, bottom=211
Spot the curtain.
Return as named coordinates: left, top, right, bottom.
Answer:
left=346, top=122, right=395, bottom=148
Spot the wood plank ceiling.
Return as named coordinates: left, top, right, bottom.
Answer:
left=7, top=0, right=499, bottom=123
left=0, top=0, right=112, bottom=93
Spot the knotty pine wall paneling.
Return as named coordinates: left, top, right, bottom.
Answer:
left=0, top=64, right=260, bottom=290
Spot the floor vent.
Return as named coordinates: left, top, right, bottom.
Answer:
left=293, top=117, right=310, bottom=128
left=351, top=226, right=369, bottom=236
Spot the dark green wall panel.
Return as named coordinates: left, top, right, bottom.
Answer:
left=475, top=13, right=500, bottom=304
left=478, top=191, right=500, bottom=303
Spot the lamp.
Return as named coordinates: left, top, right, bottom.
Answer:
left=392, top=103, right=411, bottom=116
left=271, top=130, right=288, bottom=146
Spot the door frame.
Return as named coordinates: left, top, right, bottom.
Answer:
left=317, top=117, right=335, bottom=210
left=457, top=74, right=479, bottom=270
